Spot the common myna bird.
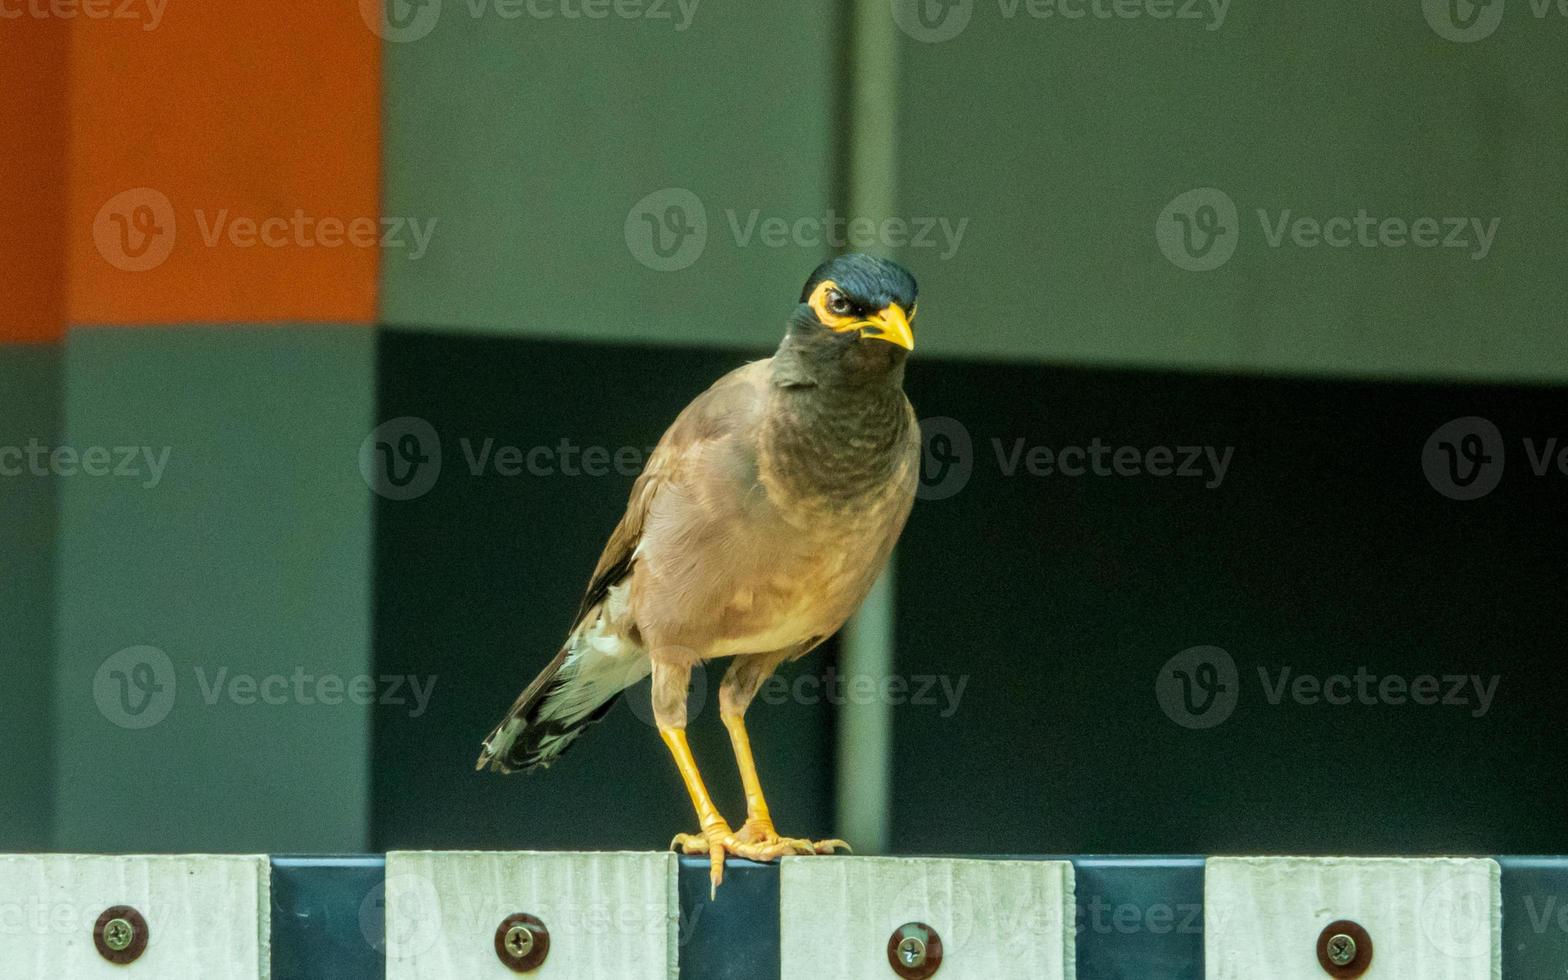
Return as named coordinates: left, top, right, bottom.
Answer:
left=477, top=253, right=920, bottom=892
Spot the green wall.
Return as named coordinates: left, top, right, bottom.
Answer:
left=0, top=346, right=61, bottom=850
left=52, top=328, right=375, bottom=853
left=381, top=1, right=843, bottom=349
left=892, top=1, right=1568, bottom=379
left=386, top=1, right=1568, bottom=382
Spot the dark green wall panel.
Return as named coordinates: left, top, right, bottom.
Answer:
left=53, top=327, right=375, bottom=852
left=893, top=357, right=1568, bottom=853
left=0, top=345, right=60, bottom=850
left=381, top=2, right=842, bottom=350
left=891, top=2, right=1568, bottom=380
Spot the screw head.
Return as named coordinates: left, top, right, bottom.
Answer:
left=1316, top=919, right=1373, bottom=978
left=505, top=923, right=534, bottom=958
left=1325, top=933, right=1356, bottom=966
left=94, top=906, right=148, bottom=964
left=493, top=913, right=549, bottom=973
left=887, top=922, right=943, bottom=979
left=103, top=918, right=135, bottom=951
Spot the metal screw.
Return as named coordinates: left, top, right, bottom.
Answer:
left=1316, top=919, right=1372, bottom=978
left=1325, top=933, right=1356, bottom=966
left=493, top=913, right=549, bottom=973
left=103, top=917, right=135, bottom=952
left=94, top=906, right=148, bottom=964
left=504, top=923, right=535, bottom=959
left=887, top=922, right=942, bottom=979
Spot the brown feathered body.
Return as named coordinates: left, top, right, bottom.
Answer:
left=477, top=340, right=919, bottom=773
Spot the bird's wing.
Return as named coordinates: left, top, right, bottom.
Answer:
left=574, top=358, right=769, bottom=622
left=476, top=358, right=770, bottom=773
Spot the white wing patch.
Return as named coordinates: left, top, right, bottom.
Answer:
left=535, top=582, right=650, bottom=728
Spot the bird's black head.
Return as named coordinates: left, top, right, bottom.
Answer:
left=781, top=254, right=918, bottom=383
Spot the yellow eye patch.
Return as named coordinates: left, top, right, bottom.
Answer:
left=807, top=279, right=859, bottom=331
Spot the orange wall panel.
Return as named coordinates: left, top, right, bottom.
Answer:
left=69, top=1, right=380, bottom=325
left=0, top=18, right=69, bottom=343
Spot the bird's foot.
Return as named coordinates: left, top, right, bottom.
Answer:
left=671, top=821, right=848, bottom=898
left=734, top=818, right=851, bottom=857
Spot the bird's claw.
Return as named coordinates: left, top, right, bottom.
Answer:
left=735, top=820, right=850, bottom=856
left=671, top=823, right=851, bottom=898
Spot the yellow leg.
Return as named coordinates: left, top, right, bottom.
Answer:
left=660, top=726, right=728, bottom=833
left=721, top=712, right=850, bottom=857
left=660, top=726, right=735, bottom=898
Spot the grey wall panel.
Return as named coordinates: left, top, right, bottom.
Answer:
left=380, top=1, right=842, bottom=350
left=53, top=327, right=375, bottom=852
left=890, top=2, right=1568, bottom=381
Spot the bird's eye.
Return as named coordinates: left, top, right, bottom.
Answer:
left=826, top=290, right=852, bottom=316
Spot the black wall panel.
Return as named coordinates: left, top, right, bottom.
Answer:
left=894, top=359, right=1567, bottom=854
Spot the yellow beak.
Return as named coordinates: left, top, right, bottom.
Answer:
left=859, top=303, right=915, bottom=351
